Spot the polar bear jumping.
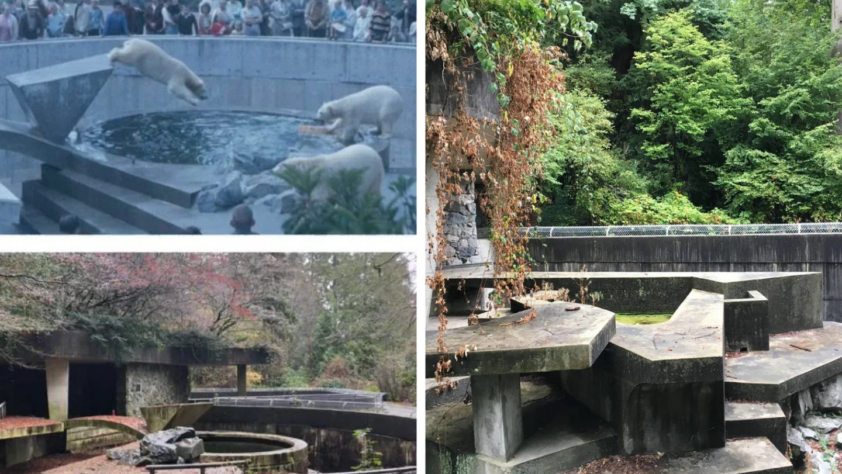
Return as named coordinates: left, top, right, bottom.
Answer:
left=317, top=85, right=403, bottom=145
left=273, top=144, right=384, bottom=203
left=108, top=39, right=208, bottom=107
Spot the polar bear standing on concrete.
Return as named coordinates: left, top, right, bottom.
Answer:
left=317, top=85, right=403, bottom=145
left=107, top=39, right=208, bottom=107
left=273, top=144, right=384, bottom=203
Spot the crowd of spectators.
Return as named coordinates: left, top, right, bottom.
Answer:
left=0, top=0, right=415, bottom=42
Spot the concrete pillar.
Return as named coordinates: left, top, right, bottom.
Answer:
left=471, top=373, right=523, bottom=461
left=236, top=365, right=247, bottom=396
left=45, top=358, right=69, bottom=422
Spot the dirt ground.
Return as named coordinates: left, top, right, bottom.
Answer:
left=1, top=442, right=243, bottom=474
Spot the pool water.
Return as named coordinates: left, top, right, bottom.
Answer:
left=83, top=110, right=341, bottom=166
left=615, top=313, right=672, bottom=325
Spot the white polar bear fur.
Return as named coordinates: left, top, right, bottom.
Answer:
left=108, top=38, right=207, bottom=106
left=317, top=85, right=403, bottom=144
left=274, top=144, right=384, bottom=203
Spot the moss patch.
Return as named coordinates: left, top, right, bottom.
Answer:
left=615, top=313, right=672, bottom=325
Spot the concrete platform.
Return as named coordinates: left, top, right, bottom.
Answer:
left=560, top=289, right=726, bottom=455
left=0, top=417, right=64, bottom=440
left=0, top=180, right=20, bottom=225
left=425, top=301, right=615, bottom=378
left=427, top=381, right=618, bottom=474
left=725, top=326, right=842, bottom=402
left=724, top=401, right=786, bottom=454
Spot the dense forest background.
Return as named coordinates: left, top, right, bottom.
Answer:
left=539, top=0, right=842, bottom=225
left=0, top=253, right=416, bottom=403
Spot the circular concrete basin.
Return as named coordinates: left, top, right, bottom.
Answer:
left=197, top=431, right=309, bottom=473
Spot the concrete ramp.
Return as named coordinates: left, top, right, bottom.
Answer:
left=0, top=182, right=21, bottom=226
left=141, top=403, right=213, bottom=433
left=6, top=55, right=112, bottom=144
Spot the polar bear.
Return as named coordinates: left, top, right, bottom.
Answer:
left=108, top=39, right=208, bottom=106
left=317, top=85, right=403, bottom=145
left=273, top=144, right=384, bottom=203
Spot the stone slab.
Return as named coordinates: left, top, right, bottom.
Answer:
left=724, top=401, right=787, bottom=454
left=6, top=55, right=112, bottom=143
left=425, top=302, right=615, bottom=377
left=725, top=326, right=842, bottom=402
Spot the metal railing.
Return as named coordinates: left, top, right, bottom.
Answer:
left=518, top=222, right=842, bottom=237
left=189, top=388, right=386, bottom=410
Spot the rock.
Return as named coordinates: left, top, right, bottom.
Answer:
left=811, top=452, right=832, bottom=474
left=277, top=189, right=299, bottom=214
left=196, top=173, right=244, bottom=212
left=145, top=442, right=178, bottom=464
left=140, top=427, right=196, bottom=453
left=242, top=172, right=290, bottom=202
left=175, top=438, right=205, bottom=462
left=803, top=414, right=842, bottom=434
left=788, top=425, right=811, bottom=461
left=812, top=374, right=842, bottom=413
left=233, top=151, right=282, bottom=175
left=800, top=426, right=820, bottom=440
left=106, top=448, right=142, bottom=466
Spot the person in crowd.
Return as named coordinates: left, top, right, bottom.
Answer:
left=162, top=0, right=179, bottom=34
left=408, top=19, right=414, bottom=43
left=241, top=0, right=260, bottom=35
left=352, top=0, right=369, bottom=41
left=0, top=3, right=19, bottom=41
left=290, top=0, right=303, bottom=35
left=269, top=0, right=292, bottom=36
left=45, top=3, right=65, bottom=36
left=210, top=0, right=232, bottom=34
left=339, top=0, right=354, bottom=40
left=125, top=0, right=143, bottom=33
left=73, top=0, right=89, bottom=35
left=18, top=0, right=44, bottom=38
left=368, top=0, right=388, bottom=42
left=86, top=0, right=103, bottom=35
left=103, top=0, right=129, bottom=35
left=11, top=0, right=24, bottom=19
left=144, top=0, right=161, bottom=33
left=303, top=0, right=326, bottom=37
left=326, top=0, right=343, bottom=40
left=226, top=0, right=241, bottom=28
left=394, top=0, right=412, bottom=37
left=257, top=0, right=269, bottom=34
left=230, top=204, right=257, bottom=234
left=177, top=4, right=196, bottom=33
left=58, top=214, right=82, bottom=234
left=196, top=0, right=212, bottom=34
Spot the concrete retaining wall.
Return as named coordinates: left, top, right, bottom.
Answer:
left=528, top=234, right=842, bottom=322
left=0, top=37, right=416, bottom=191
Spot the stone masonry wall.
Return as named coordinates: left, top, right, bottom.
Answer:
left=117, top=364, right=189, bottom=417
left=442, top=178, right=479, bottom=265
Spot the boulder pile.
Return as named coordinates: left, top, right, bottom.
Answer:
left=107, top=427, right=205, bottom=466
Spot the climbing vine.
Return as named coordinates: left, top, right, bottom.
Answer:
left=425, top=0, right=596, bottom=392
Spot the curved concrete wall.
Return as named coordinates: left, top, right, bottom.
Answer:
left=0, top=37, right=416, bottom=189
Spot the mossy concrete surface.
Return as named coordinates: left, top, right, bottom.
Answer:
left=424, top=302, right=615, bottom=378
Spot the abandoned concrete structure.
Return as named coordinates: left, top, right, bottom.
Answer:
left=0, top=331, right=269, bottom=468
left=426, top=269, right=836, bottom=473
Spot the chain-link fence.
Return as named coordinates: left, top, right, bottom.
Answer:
left=518, top=222, right=842, bottom=238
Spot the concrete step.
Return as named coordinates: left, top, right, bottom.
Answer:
left=40, top=165, right=190, bottom=234
left=724, top=401, right=786, bottom=454
left=725, top=326, right=842, bottom=402
left=19, top=206, right=59, bottom=234
left=22, top=180, right=146, bottom=235
left=654, top=438, right=791, bottom=474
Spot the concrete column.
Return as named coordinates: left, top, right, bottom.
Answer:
left=471, top=373, right=523, bottom=461
left=236, top=365, right=247, bottom=396
left=45, top=358, right=69, bottom=422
